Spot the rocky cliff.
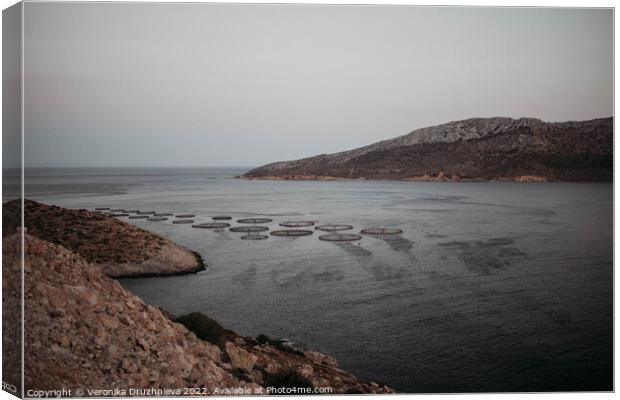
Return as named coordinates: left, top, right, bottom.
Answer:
left=3, top=202, right=391, bottom=395
left=3, top=199, right=204, bottom=278
left=242, top=117, right=613, bottom=182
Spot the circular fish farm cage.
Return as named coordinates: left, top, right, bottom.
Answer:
left=212, top=216, right=232, bottom=221
left=229, top=226, right=270, bottom=233
left=176, top=214, right=195, bottom=218
left=173, top=219, right=194, bottom=224
left=137, top=211, right=156, bottom=215
left=279, top=221, right=315, bottom=227
left=237, top=218, right=273, bottom=224
left=155, top=212, right=174, bottom=216
left=240, top=234, right=269, bottom=240
left=319, top=233, right=362, bottom=242
left=129, top=215, right=149, bottom=219
left=192, top=222, right=231, bottom=229
left=360, top=228, right=403, bottom=235
left=148, top=217, right=168, bottom=222
left=315, top=224, right=354, bottom=232
left=270, top=230, right=314, bottom=237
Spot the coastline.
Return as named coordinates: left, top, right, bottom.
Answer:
left=238, top=174, right=558, bottom=182
left=114, top=250, right=206, bottom=279
left=5, top=200, right=392, bottom=394
left=4, top=199, right=206, bottom=279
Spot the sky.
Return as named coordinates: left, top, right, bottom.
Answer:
left=21, top=3, right=613, bottom=168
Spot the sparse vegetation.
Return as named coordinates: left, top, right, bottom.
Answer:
left=230, top=368, right=252, bottom=383
left=264, top=368, right=313, bottom=390
left=176, top=312, right=232, bottom=348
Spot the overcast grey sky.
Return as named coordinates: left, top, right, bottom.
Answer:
left=23, top=3, right=612, bottom=168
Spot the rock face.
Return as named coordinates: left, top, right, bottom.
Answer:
left=242, top=117, right=612, bottom=182
left=3, top=199, right=204, bottom=278
left=3, top=230, right=22, bottom=397
left=3, top=203, right=391, bottom=395
left=11, top=233, right=237, bottom=392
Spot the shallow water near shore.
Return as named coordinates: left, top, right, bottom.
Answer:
left=24, top=167, right=612, bottom=392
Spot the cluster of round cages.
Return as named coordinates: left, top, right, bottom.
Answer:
left=95, top=207, right=201, bottom=227
left=96, top=205, right=403, bottom=241
left=316, top=227, right=402, bottom=242
left=229, top=219, right=272, bottom=240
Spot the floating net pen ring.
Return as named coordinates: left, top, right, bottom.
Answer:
left=241, top=234, right=269, bottom=240
left=237, top=218, right=273, bottom=224
left=360, top=228, right=403, bottom=235
left=230, top=226, right=270, bottom=233
left=315, top=224, right=354, bottom=232
left=319, top=233, right=362, bottom=242
left=172, top=219, right=194, bottom=224
left=192, top=222, right=231, bottom=229
left=270, top=230, right=314, bottom=237
left=279, top=221, right=315, bottom=227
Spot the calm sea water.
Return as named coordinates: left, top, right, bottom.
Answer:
left=23, top=167, right=612, bottom=393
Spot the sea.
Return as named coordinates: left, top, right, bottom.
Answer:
left=16, top=167, right=613, bottom=392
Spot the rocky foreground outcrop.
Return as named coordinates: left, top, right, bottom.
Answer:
left=242, top=117, right=612, bottom=182
left=3, top=199, right=204, bottom=278
left=2, top=202, right=391, bottom=395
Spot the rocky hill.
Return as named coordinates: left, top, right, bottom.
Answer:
left=3, top=199, right=204, bottom=278
left=242, top=117, right=613, bottom=182
left=3, top=202, right=391, bottom=395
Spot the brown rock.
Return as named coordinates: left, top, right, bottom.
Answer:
left=305, top=350, right=339, bottom=367
left=299, top=364, right=313, bottom=378
left=100, top=314, right=119, bottom=330
left=148, top=369, right=160, bottom=383
left=225, top=342, right=258, bottom=372
left=119, top=315, right=134, bottom=326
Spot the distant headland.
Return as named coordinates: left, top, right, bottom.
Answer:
left=240, top=117, right=612, bottom=182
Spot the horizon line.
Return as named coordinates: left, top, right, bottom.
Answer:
left=12, top=165, right=258, bottom=170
